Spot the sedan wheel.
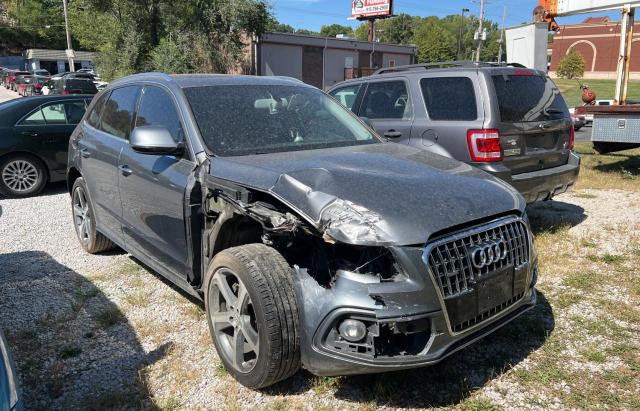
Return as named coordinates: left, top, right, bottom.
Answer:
left=0, top=156, right=46, bottom=198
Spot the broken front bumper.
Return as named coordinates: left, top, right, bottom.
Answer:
left=294, top=245, right=538, bottom=377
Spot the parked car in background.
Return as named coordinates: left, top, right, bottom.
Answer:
left=0, top=330, right=21, bottom=411
left=0, top=95, right=92, bottom=197
left=30, top=68, right=50, bottom=77
left=5, top=71, right=30, bottom=91
left=77, top=68, right=96, bottom=76
left=68, top=73, right=538, bottom=389
left=48, top=77, right=98, bottom=95
left=15, top=75, right=32, bottom=96
left=25, top=76, right=50, bottom=96
left=328, top=62, right=580, bottom=203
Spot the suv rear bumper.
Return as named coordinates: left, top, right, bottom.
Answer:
left=510, top=151, right=581, bottom=203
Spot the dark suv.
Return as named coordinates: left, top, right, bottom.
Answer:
left=68, top=73, right=538, bottom=388
left=328, top=62, right=581, bottom=203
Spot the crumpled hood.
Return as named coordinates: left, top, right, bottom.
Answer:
left=209, top=143, right=524, bottom=246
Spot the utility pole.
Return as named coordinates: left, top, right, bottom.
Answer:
left=457, top=8, right=470, bottom=60
left=497, top=6, right=507, bottom=63
left=474, top=0, right=486, bottom=62
left=62, top=0, right=75, bottom=72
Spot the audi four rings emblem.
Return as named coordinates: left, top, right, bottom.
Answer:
left=470, top=239, right=508, bottom=269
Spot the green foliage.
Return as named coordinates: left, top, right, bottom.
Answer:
left=149, top=39, right=191, bottom=74
left=266, top=18, right=294, bottom=33
left=414, top=17, right=457, bottom=63
left=320, top=24, right=354, bottom=38
left=557, top=49, right=585, bottom=80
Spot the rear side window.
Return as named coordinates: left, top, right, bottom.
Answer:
left=329, top=84, right=362, bottom=111
left=360, top=81, right=411, bottom=119
left=99, top=86, right=139, bottom=139
left=492, top=74, right=569, bottom=122
left=87, top=91, right=110, bottom=129
left=135, top=86, right=184, bottom=142
left=420, top=77, right=477, bottom=121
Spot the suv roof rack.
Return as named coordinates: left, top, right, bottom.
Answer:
left=374, top=61, right=527, bottom=75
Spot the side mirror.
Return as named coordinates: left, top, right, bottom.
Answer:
left=130, top=126, right=184, bottom=156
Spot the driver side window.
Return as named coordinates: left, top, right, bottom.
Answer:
left=135, top=86, right=184, bottom=143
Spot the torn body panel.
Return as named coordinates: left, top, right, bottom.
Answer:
left=208, top=143, right=526, bottom=247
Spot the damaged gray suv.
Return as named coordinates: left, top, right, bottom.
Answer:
left=68, top=73, right=538, bottom=389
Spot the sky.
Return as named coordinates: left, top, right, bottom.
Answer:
left=270, top=0, right=619, bottom=32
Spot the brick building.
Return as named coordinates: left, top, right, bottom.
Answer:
left=549, top=16, right=640, bottom=80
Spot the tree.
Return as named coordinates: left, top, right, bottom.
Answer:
left=266, top=17, right=294, bottom=33
left=320, top=24, right=354, bottom=38
left=557, top=49, right=585, bottom=79
left=414, top=17, right=456, bottom=63
left=377, top=13, right=416, bottom=44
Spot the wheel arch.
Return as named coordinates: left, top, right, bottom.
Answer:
left=67, top=166, right=82, bottom=195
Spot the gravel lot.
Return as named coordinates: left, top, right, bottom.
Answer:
left=0, top=87, right=638, bottom=409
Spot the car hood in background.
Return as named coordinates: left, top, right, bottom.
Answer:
left=209, top=143, right=524, bottom=246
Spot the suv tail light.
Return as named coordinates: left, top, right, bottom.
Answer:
left=467, top=129, right=503, bottom=162
left=569, top=124, right=575, bottom=150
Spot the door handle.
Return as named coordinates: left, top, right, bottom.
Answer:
left=119, top=165, right=133, bottom=177
left=384, top=130, right=403, bottom=139
left=20, top=131, right=38, bottom=137
left=539, top=123, right=552, bottom=130
left=80, top=148, right=91, bottom=158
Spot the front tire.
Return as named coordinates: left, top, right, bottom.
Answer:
left=71, top=177, right=116, bottom=253
left=205, top=244, right=301, bottom=389
left=0, top=155, right=47, bottom=198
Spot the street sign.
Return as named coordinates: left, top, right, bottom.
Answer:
left=351, top=0, right=393, bottom=19
left=65, top=49, right=76, bottom=58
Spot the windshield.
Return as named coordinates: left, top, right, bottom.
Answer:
left=492, top=74, right=569, bottom=122
left=183, top=84, right=376, bottom=156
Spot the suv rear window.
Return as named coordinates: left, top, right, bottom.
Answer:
left=420, top=77, right=477, bottom=121
left=492, top=74, right=569, bottom=122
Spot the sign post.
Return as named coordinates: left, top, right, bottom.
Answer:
left=351, top=0, right=394, bottom=42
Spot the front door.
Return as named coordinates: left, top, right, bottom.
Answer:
left=118, top=85, right=194, bottom=278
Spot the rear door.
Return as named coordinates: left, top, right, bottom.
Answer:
left=489, top=71, right=572, bottom=175
left=78, top=87, right=139, bottom=244
left=356, top=79, right=413, bottom=141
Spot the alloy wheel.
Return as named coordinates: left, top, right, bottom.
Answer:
left=1, top=159, right=39, bottom=192
left=73, top=186, right=91, bottom=243
left=209, top=268, right=260, bottom=373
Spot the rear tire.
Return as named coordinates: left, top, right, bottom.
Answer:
left=0, top=154, right=47, bottom=198
left=71, top=177, right=116, bottom=254
left=204, top=244, right=301, bottom=389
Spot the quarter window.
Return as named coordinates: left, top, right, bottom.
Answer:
left=360, top=81, right=411, bottom=119
left=329, top=84, right=362, bottom=111
left=87, top=91, right=110, bottom=129
left=135, top=86, right=184, bottom=142
left=420, top=77, right=478, bottom=121
left=99, top=86, right=139, bottom=139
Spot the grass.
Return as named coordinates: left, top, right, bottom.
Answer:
left=553, top=78, right=640, bottom=107
left=573, top=141, right=640, bottom=191
left=95, top=306, right=125, bottom=329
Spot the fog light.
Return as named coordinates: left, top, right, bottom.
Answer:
left=338, top=319, right=367, bottom=342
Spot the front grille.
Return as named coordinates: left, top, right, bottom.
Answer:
left=451, top=292, right=525, bottom=332
left=425, top=218, right=529, bottom=299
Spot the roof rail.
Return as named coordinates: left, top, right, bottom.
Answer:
left=374, top=61, right=528, bottom=75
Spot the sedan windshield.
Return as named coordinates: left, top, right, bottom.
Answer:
left=183, top=85, right=376, bottom=156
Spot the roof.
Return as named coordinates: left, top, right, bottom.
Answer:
left=24, top=49, right=97, bottom=61
left=110, top=72, right=307, bottom=89
left=259, top=32, right=416, bottom=55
